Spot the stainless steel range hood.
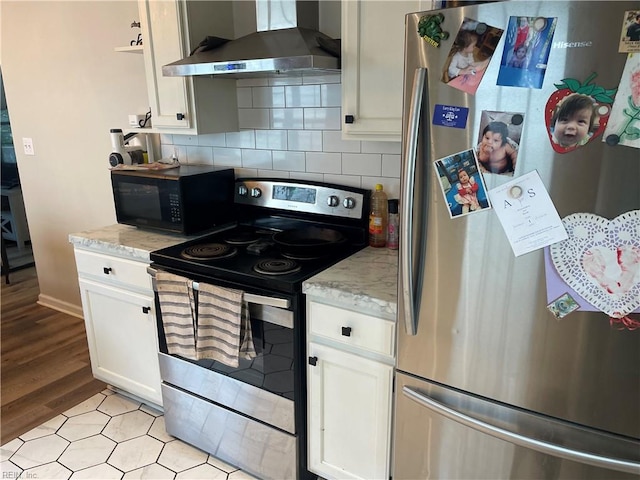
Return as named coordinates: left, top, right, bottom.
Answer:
left=162, top=0, right=340, bottom=78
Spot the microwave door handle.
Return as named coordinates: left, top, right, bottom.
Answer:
left=401, top=67, right=428, bottom=336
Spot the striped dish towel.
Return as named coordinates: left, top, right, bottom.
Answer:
left=196, top=283, right=256, bottom=367
left=156, top=271, right=196, bottom=360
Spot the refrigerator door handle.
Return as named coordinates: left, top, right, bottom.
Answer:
left=403, top=386, right=640, bottom=475
left=400, top=67, right=427, bottom=336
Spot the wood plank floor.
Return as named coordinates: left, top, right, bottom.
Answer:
left=1, top=266, right=105, bottom=445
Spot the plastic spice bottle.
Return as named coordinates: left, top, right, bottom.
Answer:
left=387, top=199, right=399, bottom=250
left=369, top=184, right=388, bottom=247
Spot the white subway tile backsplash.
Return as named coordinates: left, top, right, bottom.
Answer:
left=237, top=78, right=268, bottom=87
left=305, top=152, right=342, bottom=174
left=225, top=130, right=255, bottom=149
left=382, top=154, right=401, bottom=178
left=269, top=77, right=303, bottom=86
left=302, top=74, right=341, bottom=85
left=185, top=146, right=214, bottom=165
left=271, top=109, right=304, bottom=130
left=362, top=176, right=401, bottom=199
left=323, top=174, right=361, bottom=189
left=238, top=109, right=270, bottom=129
left=255, top=130, right=287, bottom=150
left=291, top=172, right=325, bottom=183
left=197, top=133, right=226, bottom=147
left=272, top=150, right=305, bottom=172
left=173, top=134, right=198, bottom=146
left=212, top=147, right=242, bottom=167
left=361, top=140, right=402, bottom=154
left=285, top=85, right=321, bottom=108
left=342, top=153, right=382, bottom=176
left=304, top=108, right=341, bottom=130
left=320, top=84, right=341, bottom=107
left=253, top=86, right=285, bottom=108
left=322, top=131, right=361, bottom=153
left=160, top=78, right=402, bottom=190
left=236, top=88, right=253, bottom=108
left=241, top=149, right=273, bottom=169
left=287, top=130, right=323, bottom=152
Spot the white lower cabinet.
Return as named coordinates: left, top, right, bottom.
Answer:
left=306, top=299, right=395, bottom=480
left=74, top=248, right=162, bottom=408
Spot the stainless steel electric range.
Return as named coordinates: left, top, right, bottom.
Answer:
left=149, top=178, right=370, bottom=480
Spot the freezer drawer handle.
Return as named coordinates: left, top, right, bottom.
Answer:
left=341, top=326, right=352, bottom=337
left=403, top=386, right=640, bottom=475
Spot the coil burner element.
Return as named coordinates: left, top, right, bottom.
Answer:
left=253, top=258, right=301, bottom=276
left=180, top=243, right=238, bottom=260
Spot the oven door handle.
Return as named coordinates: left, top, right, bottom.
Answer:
left=147, top=267, right=291, bottom=309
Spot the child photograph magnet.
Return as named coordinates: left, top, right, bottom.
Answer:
left=497, top=16, right=557, bottom=89
left=476, top=110, right=525, bottom=176
left=441, top=18, right=504, bottom=95
left=434, top=149, right=491, bottom=219
left=544, top=73, right=616, bottom=153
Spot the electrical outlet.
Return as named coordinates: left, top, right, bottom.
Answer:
left=22, top=137, right=35, bottom=156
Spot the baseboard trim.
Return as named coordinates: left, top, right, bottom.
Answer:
left=37, top=294, right=84, bottom=319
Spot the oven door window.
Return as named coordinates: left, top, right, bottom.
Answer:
left=160, top=302, right=295, bottom=401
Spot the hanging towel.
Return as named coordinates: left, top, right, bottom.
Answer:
left=156, top=271, right=196, bottom=360
left=196, top=283, right=256, bottom=367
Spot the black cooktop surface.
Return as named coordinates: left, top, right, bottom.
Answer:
left=150, top=217, right=366, bottom=294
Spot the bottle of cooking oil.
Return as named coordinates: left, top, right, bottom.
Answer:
left=369, top=184, right=388, bottom=247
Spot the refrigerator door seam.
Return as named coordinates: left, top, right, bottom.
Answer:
left=400, top=67, right=427, bottom=336
left=403, top=386, right=640, bottom=475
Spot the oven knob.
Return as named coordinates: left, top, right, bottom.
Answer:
left=327, top=195, right=340, bottom=207
left=250, top=187, right=262, bottom=198
left=343, top=197, right=356, bottom=209
left=238, top=185, right=248, bottom=197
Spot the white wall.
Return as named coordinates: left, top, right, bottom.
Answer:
left=1, top=0, right=401, bottom=313
left=1, top=1, right=148, bottom=313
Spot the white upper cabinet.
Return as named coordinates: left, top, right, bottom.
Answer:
left=138, top=0, right=239, bottom=134
left=341, top=0, right=432, bottom=142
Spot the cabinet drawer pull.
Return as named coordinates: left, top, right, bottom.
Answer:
left=103, top=267, right=113, bottom=275
left=142, top=306, right=150, bottom=314
left=341, top=326, right=352, bottom=337
left=308, top=356, right=318, bottom=366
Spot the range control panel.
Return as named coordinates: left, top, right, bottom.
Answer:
left=234, top=179, right=366, bottom=219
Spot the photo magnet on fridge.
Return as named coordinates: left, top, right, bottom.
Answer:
left=619, top=10, right=640, bottom=53
left=441, top=18, right=504, bottom=95
left=544, top=73, right=616, bottom=154
left=433, top=149, right=491, bottom=219
left=603, top=53, right=640, bottom=149
left=433, top=104, right=469, bottom=129
left=496, top=16, right=557, bottom=89
left=476, top=111, right=524, bottom=176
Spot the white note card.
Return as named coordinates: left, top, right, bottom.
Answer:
left=488, top=170, right=568, bottom=257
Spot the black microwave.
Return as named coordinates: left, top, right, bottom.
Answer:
left=111, top=165, right=236, bottom=235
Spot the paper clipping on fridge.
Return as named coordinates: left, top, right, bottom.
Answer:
left=487, top=170, right=567, bottom=257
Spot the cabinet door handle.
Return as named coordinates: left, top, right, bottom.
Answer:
left=142, top=306, right=150, bottom=314
left=308, top=356, right=318, bottom=366
left=176, top=113, right=185, bottom=120
left=345, top=114, right=355, bottom=124
left=341, top=326, right=352, bottom=337
left=103, top=267, right=112, bottom=275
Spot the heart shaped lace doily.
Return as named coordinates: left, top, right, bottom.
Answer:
left=550, top=211, right=640, bottom=319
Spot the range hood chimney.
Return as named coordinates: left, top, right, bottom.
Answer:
left=162, top=0, right=340, bottom=78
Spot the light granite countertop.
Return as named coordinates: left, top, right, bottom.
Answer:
left=303, top=247, right=399, bottom=320
left=69, top=224, right=193, bottom=261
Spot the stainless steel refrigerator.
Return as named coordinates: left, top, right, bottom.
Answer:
left=394, top=2, right=640, bottom=479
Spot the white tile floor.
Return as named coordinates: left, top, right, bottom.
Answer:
left=0, top=389, right=259, bottom=480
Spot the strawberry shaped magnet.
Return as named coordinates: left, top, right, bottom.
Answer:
left=545, top=73, right=617, bottom=153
